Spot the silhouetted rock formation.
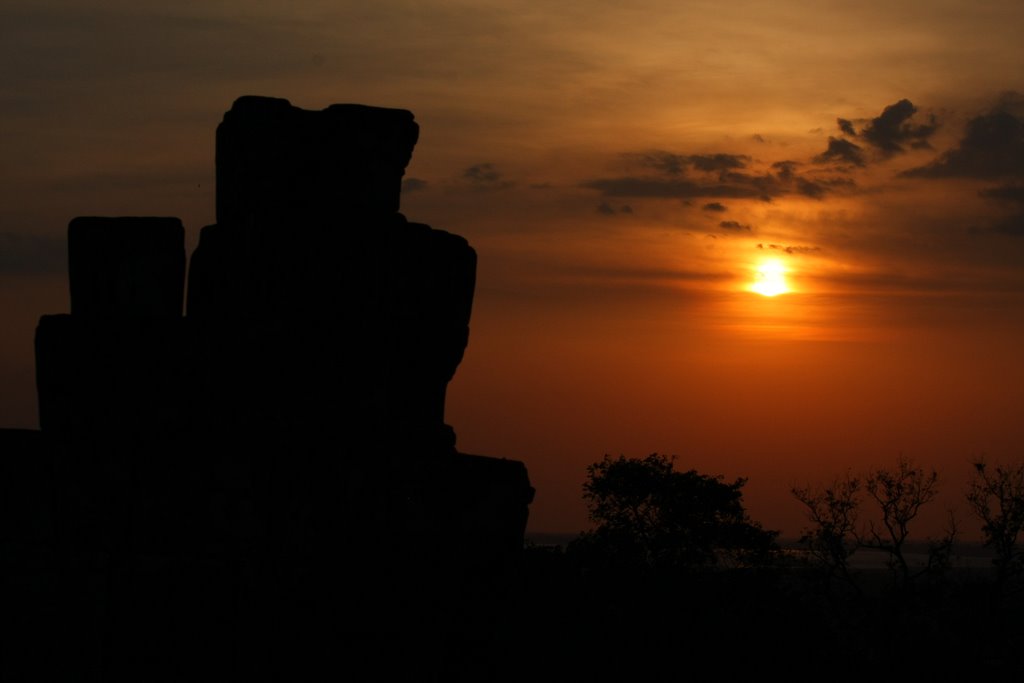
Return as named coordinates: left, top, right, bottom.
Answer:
left=215, top=95, right=417, bottom=223
left=25, top=96, right=534, bottom=681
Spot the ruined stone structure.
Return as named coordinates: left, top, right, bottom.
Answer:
left=19, top=96, right=534, bottom=680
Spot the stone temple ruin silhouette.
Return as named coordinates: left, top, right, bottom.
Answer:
left=18, top=96, right=535, bottom=680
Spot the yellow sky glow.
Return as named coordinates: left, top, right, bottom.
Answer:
left=750, top=260, right=789, bottom=297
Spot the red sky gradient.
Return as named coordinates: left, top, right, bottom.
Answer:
left=3, top=1, right=1024, bottom=540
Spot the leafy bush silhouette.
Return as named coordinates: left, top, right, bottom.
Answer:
left=569, top=453, right=778, bottom=571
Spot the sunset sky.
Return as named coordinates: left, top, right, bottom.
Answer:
left=4, top=0, right=1024, bottom=540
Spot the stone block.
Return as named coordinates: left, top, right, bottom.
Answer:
left=34, top=314, right=189, bottom=440
left=68, top=216, right=184, bottom=317
left=215, top=96, right=419, bottom=225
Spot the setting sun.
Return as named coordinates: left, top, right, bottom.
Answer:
left=751, top=260, right=789, bottom=297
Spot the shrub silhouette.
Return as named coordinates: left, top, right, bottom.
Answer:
left=569, top=453, right=777, bottom=570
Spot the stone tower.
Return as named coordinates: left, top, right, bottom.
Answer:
left=30, top=96, right=534, bottom=680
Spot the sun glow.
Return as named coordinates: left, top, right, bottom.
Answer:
left=751, top=259, right=789, bottom=297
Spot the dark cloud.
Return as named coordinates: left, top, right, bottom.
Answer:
left=626, top=151, right=751, bottom=175
left=597, top=202, right=633, bottom=216
left=814, top=137, right=865, bottom=166
left=796, top=176, right=856, bottom=200
left=464, top=163, right=500, bottom=183
left=772, top=160, right=799, bottom=181
left=689, top=154, right=750, bottom=173
left=719, top=220, right=751, bottom=232
left=756, top=243, right=821, bottom=255
left=582, top=177, right=766, bottom=200
left=979, top=185, right=1024, bottom=203
left=903, top=96, right=1024, bottom=178
left=631, top=151, right=688, bottom=175
left=402, top=177, right=427, bottom=193
left=990, top=216, right=1024, bottom=236
left=702, top=202, right=727, bottom=212
left=828, top=100, right=936, bottom=160
left=718, top=171, right=782, bottom=196
left=796, top=178, right=826, bottom=199
left=977, top=184, right=1024, bottom=237
left=462, top=162, right=515, bottom=189
left=0, top=231, right=66, bottom=275
left=860, top=99, right=937, bottom=154
left=587, top=151, right=851, bottom=202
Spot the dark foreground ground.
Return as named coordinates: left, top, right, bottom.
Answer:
left=5, top=536, right=1024, bottom=681
left=512, top=544, right=1024, bottom=680
left=3, top=431, right=1023, bottom=681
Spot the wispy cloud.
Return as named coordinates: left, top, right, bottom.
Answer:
left=402, top=177, right=428, bottom=193
left=597, top=202, right=633, bottom=216
left=757, top=242, right=821, bottom=255
left=462, top=162, right=515, bottom=190
left=0, top=231, right=66, bottom=275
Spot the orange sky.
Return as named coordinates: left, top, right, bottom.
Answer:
left=3, top=0, right=1024, bottom=540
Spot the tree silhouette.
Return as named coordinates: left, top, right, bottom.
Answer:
left=967, top=458, right=1024, bottom=593
left=570, top=453, right=777, bottom=571
left=793, top=458, right=957, bottom=591
left=860, top=457, right=956, bottom=585
left=791, top=473, right=863, bottom=595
